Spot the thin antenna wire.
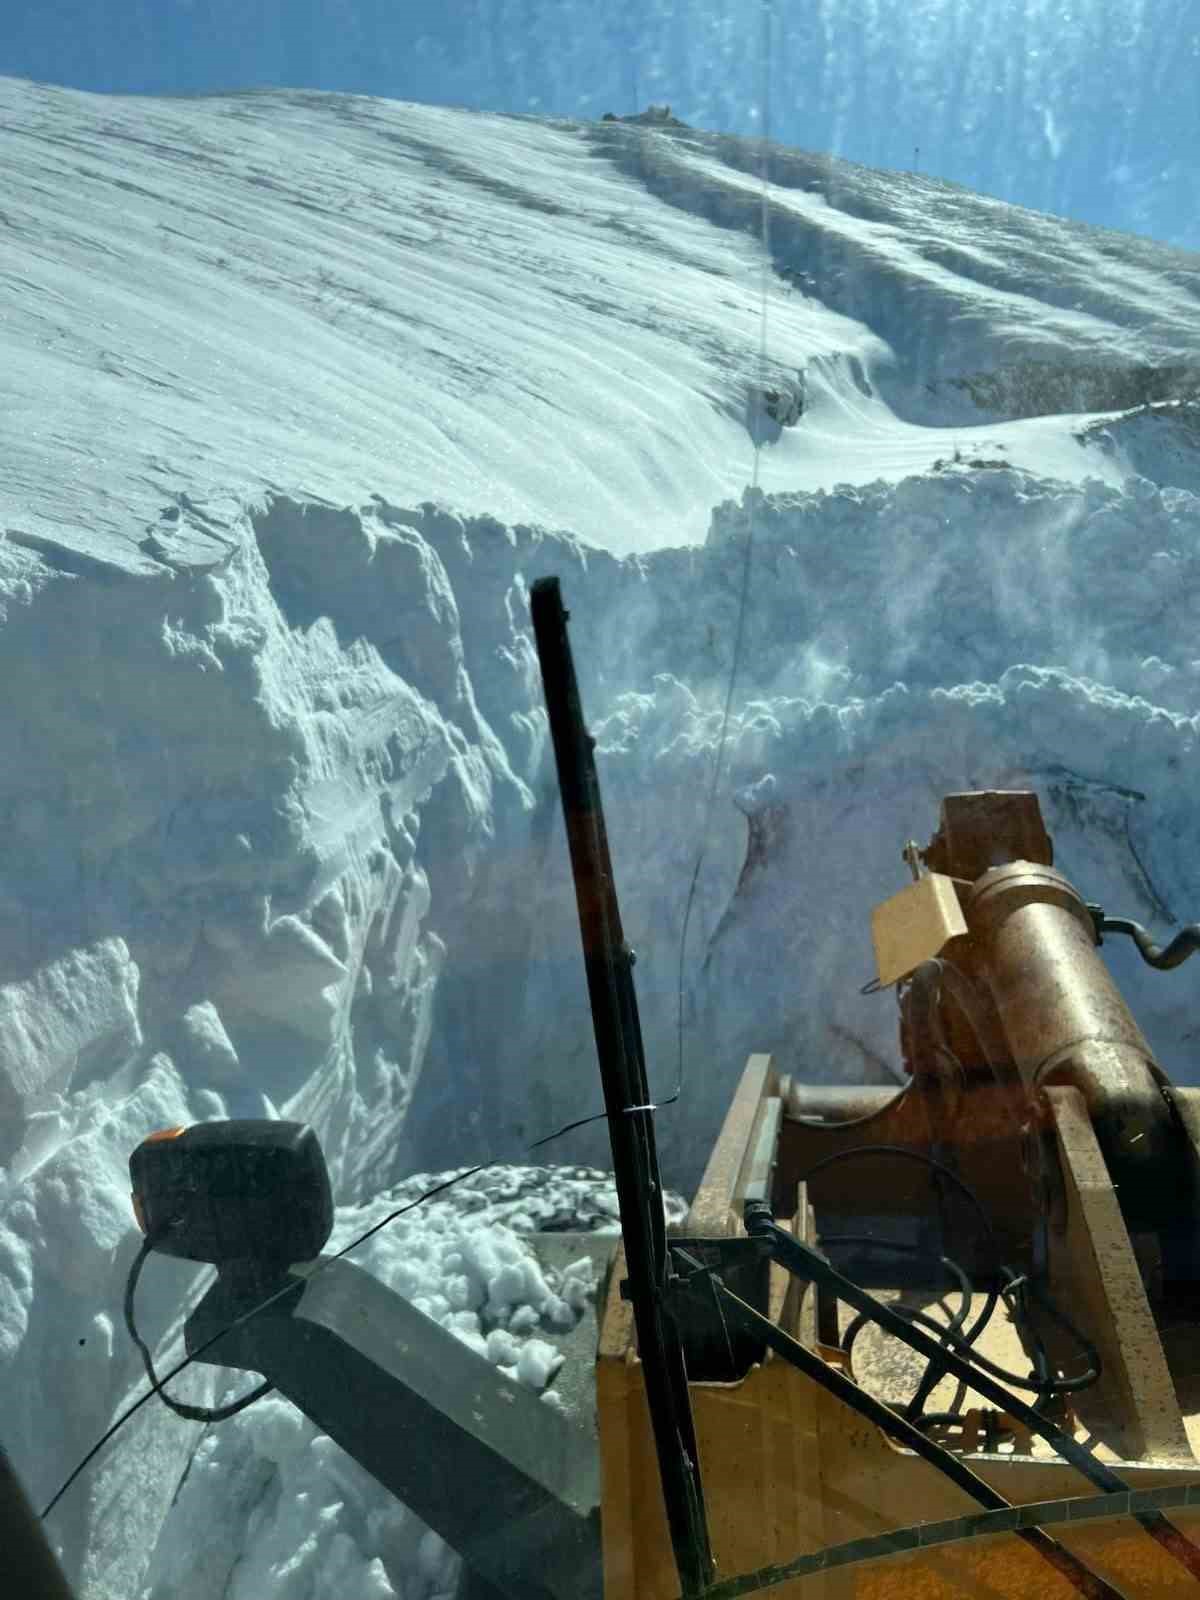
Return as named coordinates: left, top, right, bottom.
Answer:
left=669, top=0, right=773, bottom=1110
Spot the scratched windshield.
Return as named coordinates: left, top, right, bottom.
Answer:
left=3, top=5, right=1200, bottom=1600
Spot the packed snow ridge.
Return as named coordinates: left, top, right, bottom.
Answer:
left=4, top=75, right=1200, bottom=563
left=2, top=78, right=1200, bottom=1600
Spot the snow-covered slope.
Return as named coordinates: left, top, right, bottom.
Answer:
left=3, top=77, right=1200, bottom=1599
left=5, top=78, right=1200, bottom=567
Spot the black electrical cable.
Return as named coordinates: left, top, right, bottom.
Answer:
left=820, top=1238, right=973, bottom=1350
left=745, top=1201, right=1200, bottom=1586
left=1006, top=1274, right=1056, bottom=1415
left=837, top=1269, right=1098, bottom=1403
left=821, top=1234, right=986, bottom=1426
left=819, top=1237, right=972, bottom=1329
left=834, top=1262, right=1097, bottom=1406
left=871, top=1287, right=1099, bottom=1398
left=905, top=1290, right=996, bottom=1426
left=905, top=962, right=988, bottom=1417
left=806, top=1145, right=1004, bottom=1421
left=1005, top=1271, right=1104, bottom=1397
left=806, top=1147, right=1098, bottom=1407
left=788, top=960, right=1041, bottom=1421
left=42, top=1162, right=494, bottom=1521
left=123, top=1233, right=274, bottom=1424
left=840, top=1293, right=1002, bottom=1420
left=923, top=958, right=1057, bottom=1327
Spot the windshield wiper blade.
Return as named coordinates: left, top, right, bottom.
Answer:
left=531, top=574, right=716, bottom=1599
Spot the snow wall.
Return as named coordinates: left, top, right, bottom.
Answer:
left=4, top=455, right=1200, bottom=1593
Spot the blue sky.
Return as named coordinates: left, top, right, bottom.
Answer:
left=2, top=0, right=1197, bottom=250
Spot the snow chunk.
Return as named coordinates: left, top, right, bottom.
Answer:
left=192, top=1088, right=229, bottom=1121
left=559, top=1254, right=599, bottom=1312
left=174, top=1001, right=240, bottom=1083
left=515, top=1338, right=564, bottom=1391
left=0, top=1222, right=34, bottom=1360
left=485, top=1327, right=520, bottom=1367
left=0, top=938, right=140, bottom=1163
left=213, top=914, right=348, bottom=1044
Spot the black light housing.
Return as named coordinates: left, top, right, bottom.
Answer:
left=129, top=1120, right=333, bottom=1266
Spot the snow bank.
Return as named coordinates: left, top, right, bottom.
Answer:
left=6, top=457, right=1200, bottom=1597
left=704, top=465, right=1200, bottom=713
left=593, top=119, right=1200, bottom=427
left=1079, top=400, right=1200, bottom=500
left=0, top=939, right=140, bottom=1166
left=4, top=79, right=1200, bottom=570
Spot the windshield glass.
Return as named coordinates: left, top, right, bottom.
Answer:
left=3, top=4, right=1200, bottom=1599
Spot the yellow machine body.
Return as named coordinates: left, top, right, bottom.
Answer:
left=596, top=793, right=1200, bottom=1598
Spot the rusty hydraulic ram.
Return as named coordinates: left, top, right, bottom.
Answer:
left=923, top=792, right=1194, bottom=1266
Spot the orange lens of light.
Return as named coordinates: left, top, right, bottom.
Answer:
left=143, top=1125, right=187, bottom=1143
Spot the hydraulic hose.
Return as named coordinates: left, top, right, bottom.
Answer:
left=743, top=1202, right=1200, bottom=1586
left=1098, top=916, right=1200, bottom=971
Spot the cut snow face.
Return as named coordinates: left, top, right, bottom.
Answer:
left=1, top=77, right=1200, bottom=1600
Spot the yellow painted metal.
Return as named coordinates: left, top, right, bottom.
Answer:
left=870, top=874, right=968, bottom=989
left=686, top=1054, right=776, bottom=1239
left=597, top=1054, right=1200, bottom=1599
left=600, top=1333, right=1200, bottom=1598
left=597, top=796, right=1200, bottom=1598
